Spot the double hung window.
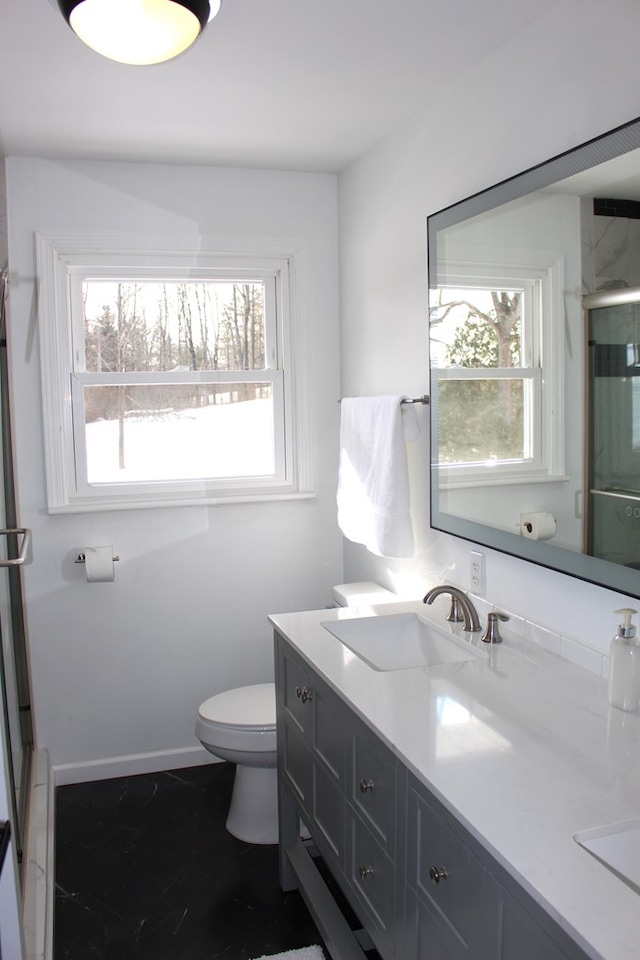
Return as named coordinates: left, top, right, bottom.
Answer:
left=430, top=260, right=564, bottom=487
left=36, top=234, right=312, bottom=512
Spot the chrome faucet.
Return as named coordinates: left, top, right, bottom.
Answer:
left=422, top=585, right=481, bottom=632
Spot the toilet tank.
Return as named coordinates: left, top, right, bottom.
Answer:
left=332, top=581, right=397, bottom=608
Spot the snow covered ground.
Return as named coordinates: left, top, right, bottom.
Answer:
left=85, top=398, right=275, bottom=483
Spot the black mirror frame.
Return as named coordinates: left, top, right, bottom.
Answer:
left=427, top=115, right=640, bottom=600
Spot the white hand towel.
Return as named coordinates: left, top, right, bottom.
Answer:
left=337, top=395, right=419, bottom=558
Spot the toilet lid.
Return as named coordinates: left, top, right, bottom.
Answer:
left=199, top=682, right=276, bottom=727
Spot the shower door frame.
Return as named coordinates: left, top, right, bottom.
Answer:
left=0, top=272, right=33, bottom=867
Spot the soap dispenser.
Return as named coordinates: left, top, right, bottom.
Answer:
left=608, top=608, right=640, bottom=712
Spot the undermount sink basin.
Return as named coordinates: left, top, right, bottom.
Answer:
left=574, top=819, right=640, bottom=893
left=320, top=612, right=486, bottom=671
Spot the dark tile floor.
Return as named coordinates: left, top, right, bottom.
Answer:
left=54, top=762, right=325, bottom=960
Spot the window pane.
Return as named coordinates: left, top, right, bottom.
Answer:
left=83, top=384, right=275, bottom=482
left=83, top=280, right=266, bottom=373
left=431, top=288, right=523, bottom=368
left=438, top=379, right=525, bottom=463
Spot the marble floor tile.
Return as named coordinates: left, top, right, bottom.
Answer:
left=54, top=763, right=324, bottom=960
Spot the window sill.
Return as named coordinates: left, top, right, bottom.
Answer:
left=47, top=490, right=317, bottom=515
left=438, top=471, right=569, bottom=491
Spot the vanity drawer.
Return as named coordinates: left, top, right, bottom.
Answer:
left=409, top=784, right=484, bottom=953
left=351, top=724, right=397, bottom=856
left=349, top=812, right=396, bottom=957
left=280, top=653, right=315, bottom=734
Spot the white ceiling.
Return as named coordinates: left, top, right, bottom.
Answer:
left=1, top=0, right=552, bottom=173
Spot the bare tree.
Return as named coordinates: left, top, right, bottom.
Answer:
left=433, top=291, right=521, bottom=368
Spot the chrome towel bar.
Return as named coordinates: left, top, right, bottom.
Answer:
left=339, top=395, right=429, bottom=405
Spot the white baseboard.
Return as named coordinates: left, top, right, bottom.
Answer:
left=52, top=744, right=220, bottom=787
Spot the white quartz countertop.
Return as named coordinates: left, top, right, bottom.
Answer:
left=268, top=598, right=640, bottom=960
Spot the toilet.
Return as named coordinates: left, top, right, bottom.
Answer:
left=195, top=582, right=397, bottom=844
left=196, top=683, right=278, bottom=844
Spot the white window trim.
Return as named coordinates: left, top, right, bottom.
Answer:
left=36, top=232, right=315, bottom=513
left=433, top=253, right=566, bottom=489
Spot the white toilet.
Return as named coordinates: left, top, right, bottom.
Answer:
left=195, top=582, right=397, bottom=844
left=196, top=682, right=278, bottom=844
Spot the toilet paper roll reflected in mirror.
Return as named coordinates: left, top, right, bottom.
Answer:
left=84, top=546, right=115, bottom=582
left=520, top=512, right=556, bottom=541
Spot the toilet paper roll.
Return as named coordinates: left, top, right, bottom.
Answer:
left=84, top=546, right=115, bottom=582
left=520, top=512, right=556, bottom=541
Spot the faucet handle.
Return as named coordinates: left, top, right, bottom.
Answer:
left=481, top=611, right=509, bottom=644
left=446, top=595, right=464, bottom=624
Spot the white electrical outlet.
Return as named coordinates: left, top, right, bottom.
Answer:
left=470, top=550, right=485, bottom=596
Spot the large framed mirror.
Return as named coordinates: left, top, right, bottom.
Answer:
left=428, top=116, right=640, bottom=598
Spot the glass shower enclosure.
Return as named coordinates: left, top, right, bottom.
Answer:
left=587, top=289, right=640, bottom=569
left=0, top=271, right=33, bottom=868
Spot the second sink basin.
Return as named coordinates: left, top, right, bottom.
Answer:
left=575, top=819, right=640, bottom=893
left=320, top=612, right=486, bottom=671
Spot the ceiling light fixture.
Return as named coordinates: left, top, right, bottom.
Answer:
left=57, top=0, right=221, bottom=66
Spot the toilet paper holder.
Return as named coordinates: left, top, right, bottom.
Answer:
left=75, top=553, right=120, bottom=564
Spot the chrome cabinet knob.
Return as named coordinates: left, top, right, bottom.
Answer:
left=295, top=686, right=313, bottom=703
left=295, top=686, right=302, bottom=699
left=429, top=865, right=448, bottom=884
left=359, top=864, right=374, bottom=880
left=359, top=778, right=374, bottom=794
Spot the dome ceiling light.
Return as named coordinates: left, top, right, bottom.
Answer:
left=57, top=0, right=221, bottom=66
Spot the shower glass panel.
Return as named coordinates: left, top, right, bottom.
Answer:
left=588, top=297, right=640, bottom=567
left=0, top=273, right=32, bottom=867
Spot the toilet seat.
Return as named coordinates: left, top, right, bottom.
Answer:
left=196, top=682, right=277, bottom=758
left=198, top=683, right=275, bottom=730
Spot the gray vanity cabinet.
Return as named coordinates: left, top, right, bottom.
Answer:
left=276, top=635, right=400, bottom=958
left=274, top=632, right=590, bottom=960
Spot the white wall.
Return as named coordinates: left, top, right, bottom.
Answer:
left=338, top=0, right=640, bottom=654
left=5, top=157, right=343, bottom=776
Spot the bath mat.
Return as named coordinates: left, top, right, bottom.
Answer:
left=251, top=947, right=325, bottom=960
